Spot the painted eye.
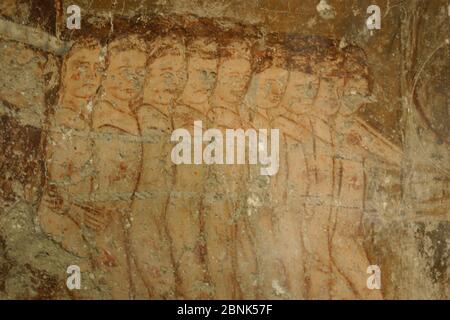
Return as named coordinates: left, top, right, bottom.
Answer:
left=175, top=71, right=186, bottom=81
left=94, top=63, right=103, bottom=73
left=78, top=62, right=89, bottom=71
left=135, top=67, right=146, bottom=77
left=161, top=71, right=173, bottom=78
left=119, top=66, right=131, bottom=76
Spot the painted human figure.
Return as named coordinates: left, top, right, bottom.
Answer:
left=91, top=35, right=147, bottom=299
left=290, top=48, right=382, bottom=299
left=330, top=48, right=384, bottom=299
left=38, top=39, right=102, bottom=259
left=131, top=35, right=187, bottom=299
left=296, top=55, right=346, bottom=299
left=271, top=52, right=320, bottom=299
left=242, top=45, right=289, bottom=298
left=205, top=38, right=254, bottom=299
left=166, top=36, right=218, bottom=299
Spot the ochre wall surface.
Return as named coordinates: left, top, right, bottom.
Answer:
left=0, top=0, right=448, bottom=299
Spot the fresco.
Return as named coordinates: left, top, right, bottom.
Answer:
left=0, top=0, right=448, bottom=300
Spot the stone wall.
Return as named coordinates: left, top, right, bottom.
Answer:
left=0, top=0, right=448, bottom=299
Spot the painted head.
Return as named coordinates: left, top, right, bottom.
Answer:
left=281, top=51, right=319, bottom=115
left=339, top=46, right=372, bottom=116
left=143, top=35, right=187, bottom=106
left=212, top=37, right=253, bottom=105
left=103, top=35, right=147, bottom=102
left=311, top=46, right=345, bottom=118
left=179, top=36, right=218, bottom=105
left=62, top=38, right=102, bottom=100
left=0, top=41, right=47, bottom=109
left=248, top=43, right=289, bottom=110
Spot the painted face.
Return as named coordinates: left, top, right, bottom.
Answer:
left=104, top=49, right=147, bottom=102
left=185, top=56, right=217, bottom=103
left=214, top=58, right=251, bottom=103
left=0, top=44, right=46, bottom=108
left=182, top=51, right=218, bottom=104
left=143, top=52, right=186, bottom=106
left=253, top=66, right=288, bottom=109
left=312, top=76, right=344, bottom=117
left=64, top=47, right=102, bottom=99
left=281, top=70, right=319, bottom=114
left=339, top=76, right=370, bottom=115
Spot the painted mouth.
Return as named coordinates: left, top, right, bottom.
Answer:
left=82, top=83, right=96, bottom=89
left=268, top=95, right=280, bottom=103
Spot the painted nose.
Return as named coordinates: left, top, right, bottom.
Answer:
left=269, top=83, right=282, bottom=100
left=84, top=68, right=96, bottom=81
